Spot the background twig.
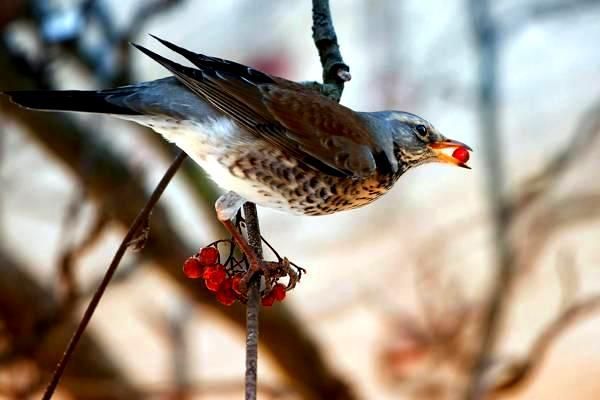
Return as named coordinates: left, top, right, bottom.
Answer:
left=465, top=1, right=514, bottom=399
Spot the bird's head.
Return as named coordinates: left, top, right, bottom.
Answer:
left=383, top=111, right=472, bottom=170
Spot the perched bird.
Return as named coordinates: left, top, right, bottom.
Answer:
left=5, top=36, right=471, bottom=283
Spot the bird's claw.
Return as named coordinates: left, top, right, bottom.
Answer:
left=217, top=216, right=305, bottom=303
left=238, top=257, right=301, bottom=297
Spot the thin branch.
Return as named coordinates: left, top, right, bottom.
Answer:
left=311, top=0, right=351, bottom=101
left=507, top=98, right=600, bottom=214
left=242, top=2, right=351, bottom=398
left=41, top=151, right=186, bottom=400
left=243, top=203, right=262, bottom=400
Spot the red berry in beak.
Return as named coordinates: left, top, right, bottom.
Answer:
left=198, top=246, right=219, bottom=265
left=452, top=147, right=470, bottom=164
left=182, top=257, right=203, bottom=279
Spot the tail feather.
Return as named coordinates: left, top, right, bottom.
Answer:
left=4, top=89, right=142, bottom=115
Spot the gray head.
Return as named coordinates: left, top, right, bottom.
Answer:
left=371, top=111, right=472, bottom=170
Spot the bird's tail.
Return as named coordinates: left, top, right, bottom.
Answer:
left=4, top=86, right=143, bottom=115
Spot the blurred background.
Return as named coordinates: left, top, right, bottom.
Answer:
left=1, top=0, right=600, bottom=399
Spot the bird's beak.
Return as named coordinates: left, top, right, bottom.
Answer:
left=428, top=139, right=473, bottom=169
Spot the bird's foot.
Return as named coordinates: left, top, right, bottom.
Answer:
left=219, top=219, right=304, bottom=298
left=243, top=256, right=303, bottom=292
left=210, top=192, right=305, bottom=304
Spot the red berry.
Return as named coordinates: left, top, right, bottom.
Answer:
left=231, top=275, right=244, bottom=295
left=198, top=246, right=219, bottom=265
left=205, top=279, right=221, bottom=292
left=261, top=292, right=276, bottom=307
left=210, top=267, right=226, bottom=284
left=220, top=278, right=232, bottom=289
left=182, top=257, right=203, bottom=279
left=452, top=147, right=470, bottom=164
left=216, top=281, right=237, bottom=306
left=205, top=266, right=226, bottom=292
left=202, top=265, right=218, bottom=280
left=272, top=284, right=286, bottom=301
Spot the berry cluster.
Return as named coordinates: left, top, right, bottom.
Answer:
left=183, top=244, right=287, bottom=307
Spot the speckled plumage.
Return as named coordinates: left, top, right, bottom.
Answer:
left=121, top=114, right=407, bottom=215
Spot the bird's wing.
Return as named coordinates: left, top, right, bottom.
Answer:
left=134, top=36, right=396, bottom=177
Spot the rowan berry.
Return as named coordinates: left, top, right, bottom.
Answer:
left=198, top=246, right=219, bottom=265
left=182, top=257, right=203, bottom=279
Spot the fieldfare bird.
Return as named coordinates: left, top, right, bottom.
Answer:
left=5, top=36, right=471, bottom=286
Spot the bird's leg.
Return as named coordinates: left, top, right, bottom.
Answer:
left=258, top=234, right=303, bottom=290
left=215, top=192, right=291, bottom=294
left=215, top=192, right=259, bottom=269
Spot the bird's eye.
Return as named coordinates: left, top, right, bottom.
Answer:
left=415, top=124, right=428, bottom=140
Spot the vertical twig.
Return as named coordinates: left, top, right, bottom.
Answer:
left=311, top=0, right=351, bottom=101
left=243, top=202, right=262, bottom=400
left=464, top=1, right=515, bottom=399
left=242, top=3, right=350, bottom=398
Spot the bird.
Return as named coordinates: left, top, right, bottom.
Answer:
left=4, top=36, right=471, bottom=286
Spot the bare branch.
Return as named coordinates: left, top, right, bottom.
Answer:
left=464, top=1, right=515, bottom=398
left=243, top=203, right=262, bottom=400
left=311, top=0, right=351, bottom=101
left=242, top=2, right=352, bottom=397
left=486, top=296, right=600, bottom=395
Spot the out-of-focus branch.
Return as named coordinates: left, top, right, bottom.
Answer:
left=508, top=99, right=600, bottom=214
left=416, top=93, right=600, bottom=282
left=515, top=192, right=600, bottom=275
left=0, top=248, right=141, bottom=400
left=501, top=0, right=600, bottom=37
left=485, top=296, right=600, bottom=396
left=29, top=0, right=184, bottom=85
left=0, top=46, right=354, bottom=400
left=465, top=1, right=514, bottom=399
left=464, top=2, right=600, bottom=397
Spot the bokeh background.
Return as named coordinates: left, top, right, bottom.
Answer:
left=1, top=0, right=600, bottom=399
